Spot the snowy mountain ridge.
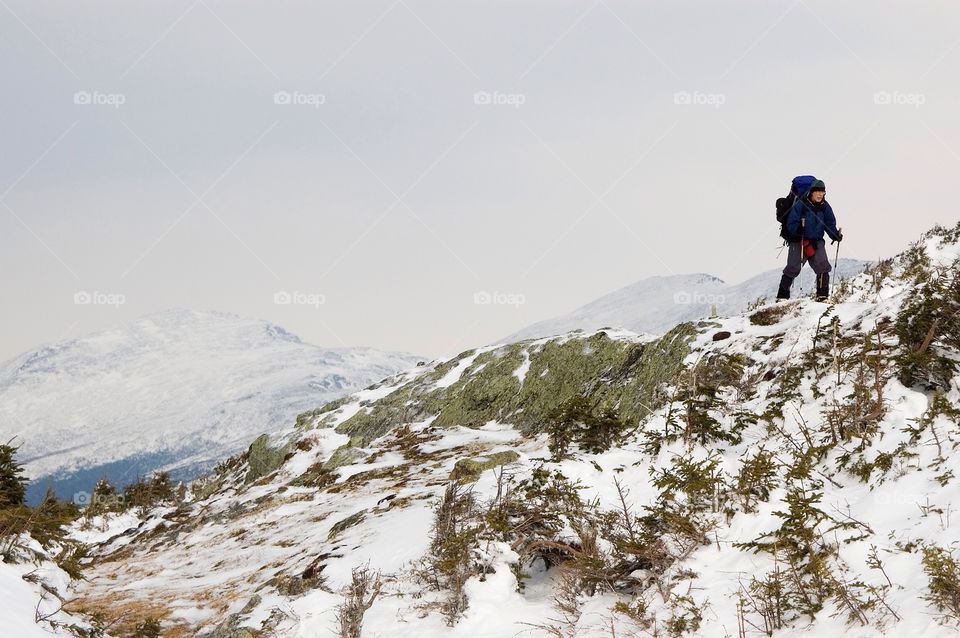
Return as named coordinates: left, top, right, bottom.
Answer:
left=8, top=223, right=960, bottom=638
left=506, top=258, right=872, bottom=342
left=0, top=309, right=422, bottom=503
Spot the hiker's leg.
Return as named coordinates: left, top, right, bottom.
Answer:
left=810, top=240, right=832, bottom=275
left=811, top=240, right=832, bottom=298
left=779, top=242, right=802, bottom=298
left=816, top=272, right=830, bottom=298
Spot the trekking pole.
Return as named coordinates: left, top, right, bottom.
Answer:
left=832, top=227, right=842, bottom=297
left=800, top=217, right=806, bottom=298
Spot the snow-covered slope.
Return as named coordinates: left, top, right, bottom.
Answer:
left=0, top=309, right=421, bottom=502
left=506, top=258, right=871, bottom=342
left=0, top=537, right=96, bottom=637
left=54, top=224, right=960, bottom=637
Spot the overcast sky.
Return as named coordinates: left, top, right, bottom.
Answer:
left=1, top=0, right=958, bottom=361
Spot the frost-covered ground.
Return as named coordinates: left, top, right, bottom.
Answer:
left=0, top=537, right=97, bottom=637
left=4, top=227, right=958, bottom=638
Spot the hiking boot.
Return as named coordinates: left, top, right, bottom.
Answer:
left=815, top=296, right=833, bottom=304
left=776, top=298, right=789, bottom=303
left=776, top=274, right=793, bottom=300
left=815, top=273, right=830, bottom=299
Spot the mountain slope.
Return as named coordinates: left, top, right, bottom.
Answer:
left=61, top=224, right=960, bottom=638
left=506, top=258, right=871, bottom=342
left=0, top=309, right=421, bottom=503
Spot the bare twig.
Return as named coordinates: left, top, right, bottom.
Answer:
left=864, top=323, right=885, bottom=422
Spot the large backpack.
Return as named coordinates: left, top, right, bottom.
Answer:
left=775, top=175, right=816, bottom=241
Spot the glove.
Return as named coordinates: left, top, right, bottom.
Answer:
left=836, top=230, right=843, bottom=242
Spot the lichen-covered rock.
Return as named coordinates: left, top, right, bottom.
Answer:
left=188, top=612, right=256, bottom=638
left=328, top=510, right=366, bottom=540
left=244, top=434, right=289, bottom=484
left=321, top=444, right=366, bottom=472
left=239, top=594, right=261, bottom=615
left=450, top=451, right=520, bottom=482
left=327, top=325, right=696, bottom=446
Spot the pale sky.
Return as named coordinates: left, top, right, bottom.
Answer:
left=2, top=0, right=958, bottom=361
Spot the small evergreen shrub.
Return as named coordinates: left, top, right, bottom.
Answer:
left=922, top=545, right=960, bottom=624
left=893, top=261, right=960, bottom=390
left=0, top=440, right=27, bottom=508
left=545, top=396, right=626, bottom=459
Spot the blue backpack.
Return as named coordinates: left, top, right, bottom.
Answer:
left=775, top=175, right=817, bottom=241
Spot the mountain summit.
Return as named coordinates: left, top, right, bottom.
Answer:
left=0, top=309, right=421, bottom=502
left=506, top=258, right=871, bottom=341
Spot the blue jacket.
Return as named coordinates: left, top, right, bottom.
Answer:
left=786, top=197, right=840, bottom=242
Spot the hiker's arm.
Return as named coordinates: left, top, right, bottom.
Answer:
left=786, top=201, right=802, bottom=236
left=824, top=204, right=840, bottom=241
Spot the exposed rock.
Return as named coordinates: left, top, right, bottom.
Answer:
left=328, top=510, right=367, bottom=540
left=244, top=434, right=290, bottom=484
left=321, top=444, right=367, bottom=472
left=326, top=324, right=696, bottom=445
left=450, top=451, right=521, bottom=482
left=712, top=330, right=732, bottom=341
left=239, top=594, right=261, bottom=615
left=189, top=612, right=256, bottom=638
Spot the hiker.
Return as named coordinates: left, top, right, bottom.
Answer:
left=776, top=179, right=842, bottom=302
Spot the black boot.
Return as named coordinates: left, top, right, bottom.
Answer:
left=776, top=274, right=793, bottom=300
left=815, top=273, right=830, bottom=301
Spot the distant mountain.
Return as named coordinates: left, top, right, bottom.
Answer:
left=0, top=309, right=421, bottom=503
left=505, top=258, right=872, bottom=341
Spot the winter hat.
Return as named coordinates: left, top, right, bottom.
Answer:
left=809, top=179, right=826, bottom=193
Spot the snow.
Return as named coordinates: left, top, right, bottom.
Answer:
left=506, top=258, right=872, bottom=342
left=67, top=510, right=143, bottom=545
left=434, top=345, right=500, bottom=388
left=0, top=563, right=63, bottom=638
left=0, top=539, right=96, bottom=637
left=512, top=349, right=532, bottom=386
left=0, top=309, right=421, bottom=496
left=4, top=224, right=951, bottom=638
